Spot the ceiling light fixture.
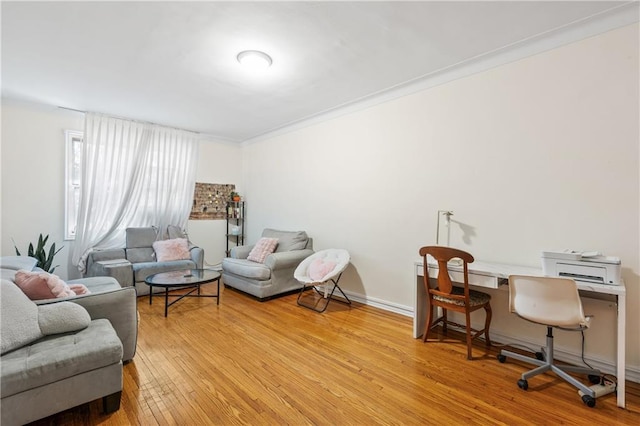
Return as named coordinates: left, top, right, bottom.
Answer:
left=237, top=50, right=273, bottom=70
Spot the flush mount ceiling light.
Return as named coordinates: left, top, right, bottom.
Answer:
left=237, top=50, right=273, bottom=70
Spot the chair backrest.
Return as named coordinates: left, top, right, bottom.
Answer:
left=508, top=275, right=588, bottom=328
left=419, top=246, right=474, bottom=295
left=125, top=227, right=158, bottom=263
left=262, top=229, right=310, bottom=252
left=294, top=249, right=350, bottom=284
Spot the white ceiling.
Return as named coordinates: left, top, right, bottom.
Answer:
left=2, top=1, right=638, bottom=143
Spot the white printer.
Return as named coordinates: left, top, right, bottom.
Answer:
left=541, top=250, right=622, bottom=285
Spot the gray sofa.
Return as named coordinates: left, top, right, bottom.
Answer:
left=1, top=256, right=138, bottom=362
left=85, top=226, right=204, bottom=296
left=0, top=257, right=128, bottom=425
left=222, top=229, right=313, bottom=300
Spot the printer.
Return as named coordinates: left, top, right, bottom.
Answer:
left=541, top=250, right=622, bottom=285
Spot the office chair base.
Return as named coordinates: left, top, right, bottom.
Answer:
left=498, top=328, right=601, bottom=407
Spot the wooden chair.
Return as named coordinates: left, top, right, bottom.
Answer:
left=419, top=246, right=492, bottom=360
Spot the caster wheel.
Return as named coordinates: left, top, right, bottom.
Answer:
left=535, top=352, right=545, bottom=361
left=588, top=375, right=601, bottom=384
left=582, top=395, right=596, bottom=407
left=517, top=379, right=528, bottom=391
left=497, top=354, right=506, bottom=363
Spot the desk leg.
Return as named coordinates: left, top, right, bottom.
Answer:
left=216, top=278, right=220, bottom=305
left=617, top=292, right=626, bottom=408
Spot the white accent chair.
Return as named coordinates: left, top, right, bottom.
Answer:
left=497, top=275, right=602, bottom=407
left=295, top=249, right=351, bottom=312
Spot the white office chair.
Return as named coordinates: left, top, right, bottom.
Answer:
left=497, top=275, right=602, bottom=407
left=295, top=249, right=351, bottom=312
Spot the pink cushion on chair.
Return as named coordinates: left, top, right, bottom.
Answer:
left=247, top=238, right=279, bottom=263
left=308, top=258, right=337, bottom=281
left=152, top=238, right=191, bottom=262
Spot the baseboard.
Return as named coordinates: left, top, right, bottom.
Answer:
left=335, top=289, right=640, bottom=384
left=338, top=289, right=414, bottom=318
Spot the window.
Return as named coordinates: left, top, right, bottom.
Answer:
left=65, top=130, right=83, bottom=240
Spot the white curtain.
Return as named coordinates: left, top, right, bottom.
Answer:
left=72, top=113, right=199, bottom=271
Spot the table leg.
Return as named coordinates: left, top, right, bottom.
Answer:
left=217, top=278, right=220, bottom=305
left=164, top=288, right=169, bottom=317
left=149, top=286, right=153, bottom=305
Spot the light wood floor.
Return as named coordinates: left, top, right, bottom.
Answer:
left=30, top=283, right=640, bottom=425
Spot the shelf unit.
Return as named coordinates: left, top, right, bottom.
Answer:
left=226, top=201, right=245, bottom=257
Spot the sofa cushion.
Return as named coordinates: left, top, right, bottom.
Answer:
left=14, top=270, right=89, bottom=300
left=126, top=227, right=158, bottom=248
left=222, top=258, right=271, bottom=280
left=132, top=260, right=196, bottom=282
left=0, top=319, right=122, bottom=398
left=262, top=229, right=308, bottom=252
left=152, top=238, right=191, bottom=262
left=126, top=247, right=156, bottom=263
left=0, top=256, right=38, bottom=271
left=38, top=302, right=91, bottom=335
left=166, top=225, right=187, bottom=239
left=247, top=237, right=278, bottom=263
left=1, top=280, right=43, bottom=354
left=1, top=281, right=91, bottom=355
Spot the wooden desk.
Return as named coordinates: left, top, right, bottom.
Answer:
left=414, top=259, right=627, bottom=408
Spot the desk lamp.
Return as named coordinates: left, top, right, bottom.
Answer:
left=436, top=210, right=453, bottom=246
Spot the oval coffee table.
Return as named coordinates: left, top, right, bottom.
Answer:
left=145, top=269, right=221, bottom=317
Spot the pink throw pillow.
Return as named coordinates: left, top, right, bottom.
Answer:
left=247, top=238, right=279, bottom=263
left=308, top=258, right=337, bottom=282
left=14, top=269, right=90, bottom=300
left=153, top=238, right=191, bottom=262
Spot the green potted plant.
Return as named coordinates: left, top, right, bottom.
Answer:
left=230, top=191, right=241, bottom=202
left=14, top=233, right=64, bottom=273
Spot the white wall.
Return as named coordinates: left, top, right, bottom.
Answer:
left=187, top=137, right=243, bottom=267
left=242, top=24, right=639, bottom=374
left=0, top=100, right=242, bottom=278
left=1, top=101, right=84, bottom=279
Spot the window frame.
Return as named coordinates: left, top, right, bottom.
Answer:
left=64, top=130, right=83, bottom=240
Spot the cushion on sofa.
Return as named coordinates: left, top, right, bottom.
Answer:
left=38, top=302, right=91, bottom=335
left=14, top=270, right=89, bottom=300
left=152, top=238, right=191, bottom=262
left=1, top=280, right=43, bottom=354
left=1, top=280, right=91, bottom=355
left=0, top=319, right=122, bottom=399
left=262, top=229, right=308, bottom=252
left=247, top=237, right=278, bottom=263
left=221, top=258, right=272, bottom=280
left=167, top=225, right=187, bottom=239
left=126, top=227, right=158, bottom=248
left=126, top=247, right=156, bottom=263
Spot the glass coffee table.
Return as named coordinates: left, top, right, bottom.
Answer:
left=145, top=269, right=221, bottom=317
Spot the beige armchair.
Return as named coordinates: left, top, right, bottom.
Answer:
left=222, top=229, right=313, bottom=300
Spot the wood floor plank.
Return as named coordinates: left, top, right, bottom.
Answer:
left=27, top=284, right=640, bottom=425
